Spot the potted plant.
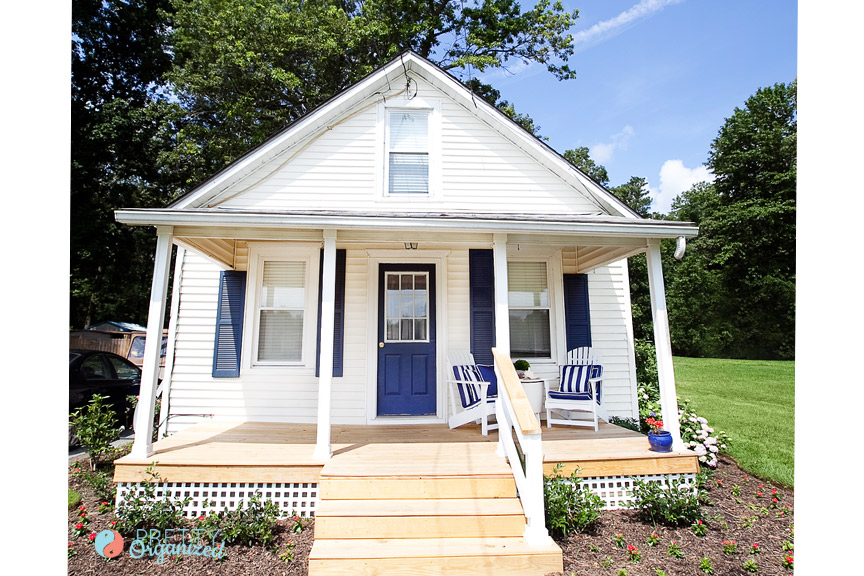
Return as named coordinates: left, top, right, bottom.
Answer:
left=645, top=414, right=673, bottom=452
left=513, top=359, right=532, bottom=379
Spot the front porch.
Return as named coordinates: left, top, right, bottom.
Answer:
left=113, top=419, right=698, bottom=511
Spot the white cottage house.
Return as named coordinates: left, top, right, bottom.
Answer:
left=114, top=51, right=698, bottom=574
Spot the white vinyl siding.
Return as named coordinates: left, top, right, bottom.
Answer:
left=164, top=247, right=639, bottom=434
left=217, top=76, right=602, bottom=214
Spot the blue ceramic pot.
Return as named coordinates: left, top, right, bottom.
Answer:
left=648, top=431, right=673, bottom=452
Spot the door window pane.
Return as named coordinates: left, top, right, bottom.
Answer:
left=384, top=272, right=430, bottom=342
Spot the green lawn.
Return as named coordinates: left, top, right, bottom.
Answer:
left=673, top=357, right=795, bottom=487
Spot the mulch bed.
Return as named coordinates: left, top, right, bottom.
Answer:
left=549, top=455, right=794, bottom=576
left=67, top=456, right=314, bottom=576
left=67, top=455, right=792, bottom=575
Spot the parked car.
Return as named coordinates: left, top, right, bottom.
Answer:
left=69, top=349, right=142, bottom=443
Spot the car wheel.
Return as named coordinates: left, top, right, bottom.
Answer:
left=69, top=425, right=80, bottom=448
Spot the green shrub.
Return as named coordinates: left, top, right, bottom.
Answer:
left=73, top=468, right=116, bottom=504
left=68, top=489, right=81, bottom=509
left=197, top=493, right=283, bottom=548
left=70, top=394, right=123, bottom=470
left=543, top=464, right=604, bottom=537
left=114, top=465, right=189, bottom=537
left=628, top=476, right=703, bottom=526
left=513, top=359, right=531, bottom=371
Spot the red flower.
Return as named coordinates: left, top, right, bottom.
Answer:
left=786, top=556, right=793, bottom=563
left=88, top=533, right=96, bottom=541
left=75, top=523, right=83, bottom=530
left=110, top=520, right=117, bottom=526
left=78, top=505, right=86, bottom=510
left=627, top=544, right=636, bottom=551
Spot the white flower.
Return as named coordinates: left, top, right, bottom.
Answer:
left=699, top=455, right=707, bottom=462
left=697, top=417, right=707, bottom=424
left=694, top=445, right=707, bottom=456
left=704, top=437, right=717, bottom=445
left=709, top=445, right=718, bottom=453
left=721, top=444, right=727, bottom=450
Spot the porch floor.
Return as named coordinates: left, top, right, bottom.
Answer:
left=113, top=420, right=698, bottom=484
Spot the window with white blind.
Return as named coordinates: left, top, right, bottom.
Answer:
left=387, top=110, right=429, bottom=194
left=508, top=261, right=552, bottom=358
left=256, top=261, right=306, bottom=363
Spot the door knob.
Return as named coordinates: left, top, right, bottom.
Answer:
left=378, top=342, right=385, bottom=348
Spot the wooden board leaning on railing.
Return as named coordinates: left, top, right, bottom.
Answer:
left=491, top=347, right=541, bottom=435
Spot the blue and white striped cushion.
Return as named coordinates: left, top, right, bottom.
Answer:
left=550, top=364, right=602, bottom=403
left=452, top=365, right=486, bottom=409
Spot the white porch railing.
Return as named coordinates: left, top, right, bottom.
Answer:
left=491, top=347, right=551, bottom=545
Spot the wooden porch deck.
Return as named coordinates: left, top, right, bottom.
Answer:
left=113, top=420, right=698, bottom=484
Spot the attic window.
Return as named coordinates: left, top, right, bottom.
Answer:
left=387, top=110, right=429, bottom=194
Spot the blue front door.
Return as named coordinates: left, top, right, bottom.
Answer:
left=377, top=264, right=437, bottom=416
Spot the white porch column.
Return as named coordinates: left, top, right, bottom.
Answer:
left=493, top=234, right=510, bottom=458
left=492, top=234, right=510, bottom=354
left=313, top=229, right=337, bottom=461
left=646, top=239, right=684, bottom=450
left=130, top=226, right=174, bottom=458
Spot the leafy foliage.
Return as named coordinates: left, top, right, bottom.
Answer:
left=196, top=493, right=283, bottom=548
left=665, top=81, right=797, bottom=360
left=628, top=476, right=703, bottom=527
left=544, top=464, right=604, bottom=537
left=69, top=394, right=123, bottom=470
left=114, top=465, right=190, bottom=537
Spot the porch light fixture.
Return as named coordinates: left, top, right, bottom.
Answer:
left=404, top=242, right=418, bottom=250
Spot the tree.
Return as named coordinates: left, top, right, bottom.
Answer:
left=562, top=147, right=609, bottom=186
left=662, top=81, right=797, bottom=359
left=165, top=0, right=580, bottom=182
left=71, top=0, right=179, bottom=328
left=611, top=176, right=653, bottom=217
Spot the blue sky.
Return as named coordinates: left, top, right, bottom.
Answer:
left=476, top=0, right=798, bottom=214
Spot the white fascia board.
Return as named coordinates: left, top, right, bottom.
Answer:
left=173, top=58, right=411, bottom=210
left=115, top=209, right=698, bottom=239
left=404, top=56, right=638, bottom=218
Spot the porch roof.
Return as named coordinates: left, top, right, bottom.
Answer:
left=115, top=207, right=698, bottom=239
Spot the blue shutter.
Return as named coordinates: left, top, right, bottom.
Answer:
left=469, top=249, right=496, bottom=365
left=563, top=274, right=592, bottom=351
left=316, top=249, right=347, bottom=377
left=212, top=271, right=246, bottom=378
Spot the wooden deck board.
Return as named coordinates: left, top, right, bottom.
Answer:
left=113, top=420, right=698, bottom=483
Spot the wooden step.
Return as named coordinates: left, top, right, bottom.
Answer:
left=309, top=537, right=563, bottom=576
left=315, top=498, right=526, bottom=539
left=319, top=475, right=517, bottom=500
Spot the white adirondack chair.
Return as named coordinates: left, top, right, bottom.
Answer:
left=545, top=347, right=607, bottom=430
left=447, top=351, right=498, bottom=435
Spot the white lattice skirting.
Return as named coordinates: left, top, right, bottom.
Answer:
left=115, top=482, right=319, bottom=518
left=580, top=473, right=698, bottom=510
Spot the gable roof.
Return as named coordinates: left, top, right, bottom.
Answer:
left=168, top=50, right=639, bottom=218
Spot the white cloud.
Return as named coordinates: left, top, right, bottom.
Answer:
left=573, top=0, right=687, bottom=53
left=590, top=125, right=635, bottom=164
left=654, top=159, right=714, bottom=214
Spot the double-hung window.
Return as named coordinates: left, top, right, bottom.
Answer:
left=256, top=260, right=307, bottom=363
left=508, top=261, right=552, bottom=358
left=387, top=110, right=430, bottom=194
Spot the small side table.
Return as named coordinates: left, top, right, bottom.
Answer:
left=518, top=378, right=547, bottom=421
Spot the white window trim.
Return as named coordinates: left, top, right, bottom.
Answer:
left=506, top=252, right=561, bottom=365
left=375, top=97, right=442, bottom=200
left=241, top=242, right=320, bottom=373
